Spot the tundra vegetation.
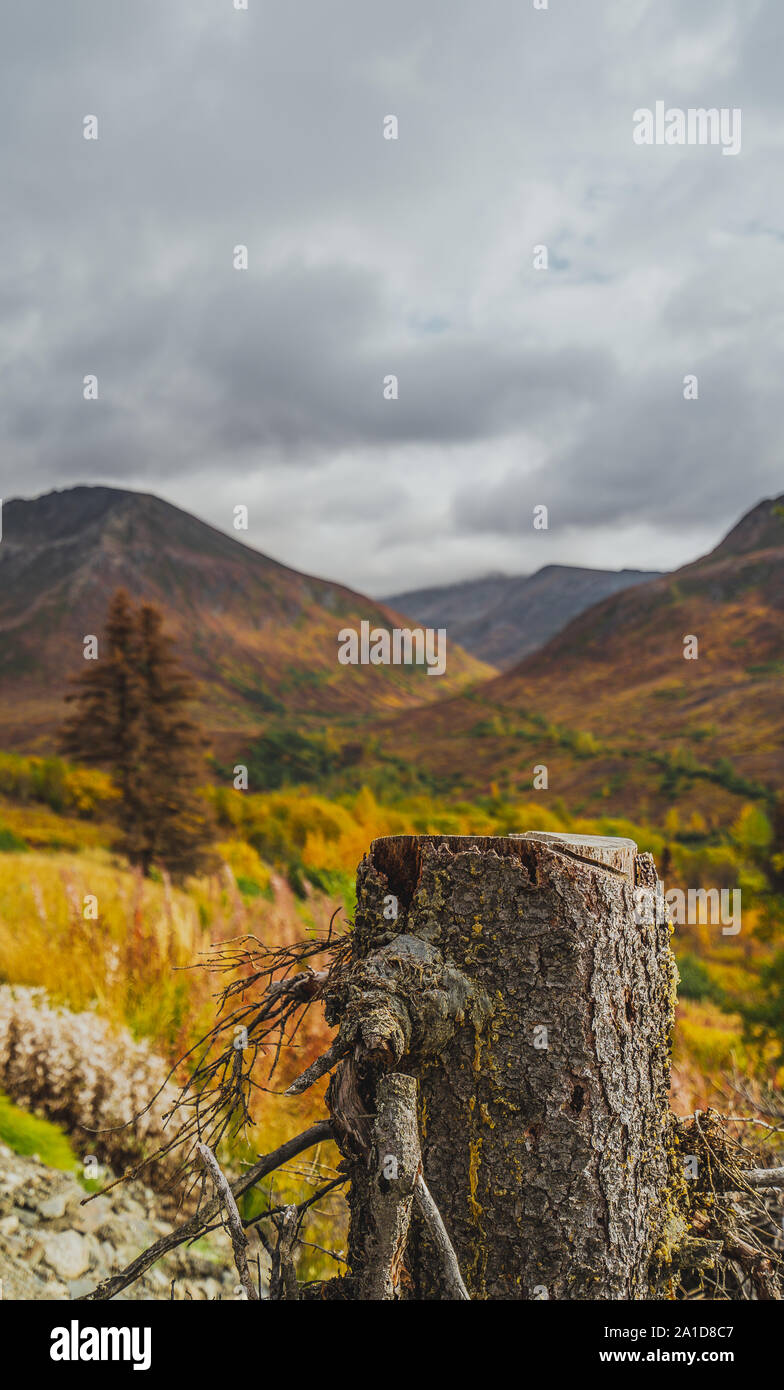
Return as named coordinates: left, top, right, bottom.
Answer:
left=0, top=592, right=782, bottom=1298
left=1, top=741, right=783, bottom=1296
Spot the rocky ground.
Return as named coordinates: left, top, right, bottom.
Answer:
left=0, top=1145, right=239, bottom=1300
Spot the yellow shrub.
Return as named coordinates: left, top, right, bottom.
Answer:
left=217, top=839, right=271, bottom=891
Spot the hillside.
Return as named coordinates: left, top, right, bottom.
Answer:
left=0, top=487, right=492, bottom=751
left=372, top=496, right=784, bottom=824
left=385, top=564, right=661, bottom=669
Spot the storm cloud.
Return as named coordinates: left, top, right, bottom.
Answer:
left=1, top=0, right=782, bottom=592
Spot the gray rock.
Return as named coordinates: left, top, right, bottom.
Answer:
left=38, top=1193, right=68, bottom=1220
left=41, top=1230, right=91, bottom=1281
left=0, top=1146, right=238, bottom=1300
left=78, top=1196, right=113, bottom=1232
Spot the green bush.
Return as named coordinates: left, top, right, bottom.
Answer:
left=236, top=875, right=273, bottom=900
left=677, top=953, right=721, bottom=1003
left=0, top=825, right=27, bottom=852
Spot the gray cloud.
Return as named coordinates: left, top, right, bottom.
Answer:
left=0, top=0, right=782, bottom=592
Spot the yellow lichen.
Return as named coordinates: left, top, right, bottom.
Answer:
left=469, top=1137, right=483, bottom=1222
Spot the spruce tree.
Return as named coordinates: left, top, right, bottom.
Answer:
left=133, top=602, right=217, bottom=879
left=60, top=588, right=144, bottom=846
left=60, top=589, right=216, bottom=879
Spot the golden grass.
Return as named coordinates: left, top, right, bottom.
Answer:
left=0, top=849, right=213, bottom=1051
left=0, top=841, right=348, bottom=1277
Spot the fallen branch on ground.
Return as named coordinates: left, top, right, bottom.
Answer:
left=80, top=1120, right=333, bottom=1301
left=738, top=1166, right=784, bottom=1188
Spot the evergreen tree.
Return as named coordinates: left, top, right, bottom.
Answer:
left=133, top=602, right=217, bottom=878
left=60, top=589, right=144, bottom=843
left=60, top=590, right=216, bottom=879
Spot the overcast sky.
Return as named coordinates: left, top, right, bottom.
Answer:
left=1, top=0, right=782, bottom=594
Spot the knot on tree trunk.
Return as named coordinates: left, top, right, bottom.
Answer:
left=321, top=932, right=491, bottom=1162
left=325, top=933, right=492, bottom=1066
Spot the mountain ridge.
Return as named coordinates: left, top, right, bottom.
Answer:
left=371, top=494, right=784, bottom=823
left=384, top=563, right=663, bottom=668
left=0, top=485, right=492, bottom=751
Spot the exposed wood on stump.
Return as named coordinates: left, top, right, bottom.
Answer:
left=327, top=832, right=677, bottom=1300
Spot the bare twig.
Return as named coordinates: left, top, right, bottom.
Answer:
left=285, top=1036, right=350, bottom=1096
left=724, top=1115, right=784, bottom=1137
left=244, top=1175, right=347, bottom=1233
left=197, top=1141, right=259, bottom=1301
left=82, top=922, right=350, bottom=1203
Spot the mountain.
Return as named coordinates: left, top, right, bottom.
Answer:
left=0, top=487, right=492, bottom=752
left=373, top=496, right=784, bottom=825
left=384, top=565, right=662, bottom=669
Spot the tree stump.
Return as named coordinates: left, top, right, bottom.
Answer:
left=327, top=832, right=677, bottom=1300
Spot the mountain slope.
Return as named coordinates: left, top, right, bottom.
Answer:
left=385, top=564, right=662, bottom=668
left=374, top=496, right=784, bottom=824
left=0, top=487, right=491, bottom=751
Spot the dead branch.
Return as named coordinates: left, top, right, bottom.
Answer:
left=269, top=1206, right=300, bottom=1301
left=723, top=1233, right=781, bottom=1301
left=738, top=1167, right=784, bottom=1188
left=414, top=1173, right=470, bottom=1301
left=197, top=1140, right=259, bottom=1301
left=672, top=1110, right=784, bottom=1300
left=361, top=1073, right=421, bottom=1300
left=82, top=922, right=350, bottom=1205
left=285, top=1036, right=350, bottom=1096
left=80, top=1120, right=333, bottom=1300
left=358, top=1072, right=470, bottom=1301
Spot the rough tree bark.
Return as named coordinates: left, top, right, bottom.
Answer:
left=324, top=832, right=677, bottom=1300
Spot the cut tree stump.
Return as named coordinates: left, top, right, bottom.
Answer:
left=327, top=832, right=677, bottom=1300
